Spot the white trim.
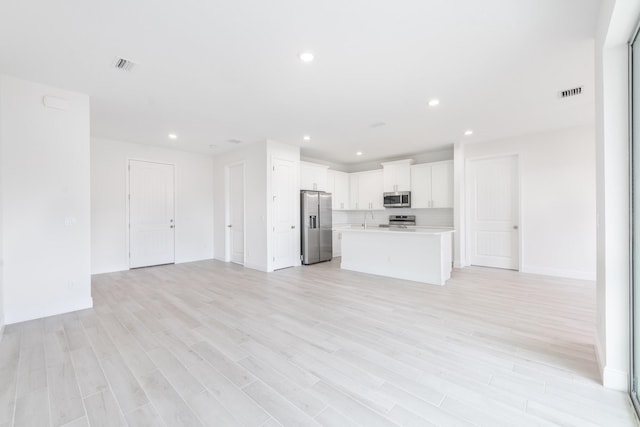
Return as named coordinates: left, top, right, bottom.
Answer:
left=5, top=297, right=93, bottom=325
left=521, top=266, right=597, bottom=281
left=604, top=366, right=630, bottom=391
left=596, top=328, right=629, bottom=391
left=0, top=325, right=4, bottom=344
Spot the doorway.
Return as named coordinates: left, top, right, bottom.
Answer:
left=227, top=163, right=245, bottom=265
left=128, top=160, right=175, bottom=268
left=467, top=155, right=520, bottom=270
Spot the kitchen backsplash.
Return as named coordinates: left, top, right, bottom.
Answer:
left=333, top=208, right=453, bottom=227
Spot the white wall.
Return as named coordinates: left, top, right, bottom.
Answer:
left=594, top=0, right=640, bottom=391
left=213, top=140, right=300, bottom=272
left=0, top=78, right=4, bottom=336
left=456, top=125, right=596, bottom=280
left=91, top=138, right=214, bottom=274
left=0, top=75, right=92, bottom=324
left=213, top=142, right=268, bottom=271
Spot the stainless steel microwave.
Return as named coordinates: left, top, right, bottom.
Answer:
left=383, top=191, right=411, bottom=208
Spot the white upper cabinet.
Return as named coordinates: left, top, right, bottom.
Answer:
left=349, top=173, right=360, bottom=210
left=357, top=169, right=384, bottom=210
left=327, top=169, right=349, bottom=210
left=382, top=159, right=413, bottom=192
left=410, top=161, right=453, bottom=208
left=300, top=161, right=329, bottom=191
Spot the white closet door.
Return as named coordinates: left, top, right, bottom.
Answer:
left=129, top=160, right=175, bottom=268
left=272, top=157, right=297, bottom=270
left=468, top=155, right=519, bottom=270
left=228, top=163, right=245, bottom=265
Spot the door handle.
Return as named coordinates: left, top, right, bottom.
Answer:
left=170, top=225, right=174, bottom=229
left=513, top=225, right=519, bottom=230
left=291, top=225, right=295, bottom=229
left=227, top=224, right=232, bottom=228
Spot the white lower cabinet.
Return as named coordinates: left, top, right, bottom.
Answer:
left=332, top=230, right=342, bottom=256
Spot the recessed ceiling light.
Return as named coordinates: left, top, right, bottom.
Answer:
left=428, top=99, right=440, bottom=107
left=464, top=130, right=473, bottom=136
left=303, top=135, right=311, bottom=141
left=299, top=52, right=314, bottom=62
left=356, top=151, right=363, bottom=156
left=168, top=133, right=177, bottom=139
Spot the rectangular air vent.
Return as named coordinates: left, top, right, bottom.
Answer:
left=227, top=139, right=243, bottom=144
left=112, top=57, right=135, bottom=71
left=559, top=86, right=582, bottom=98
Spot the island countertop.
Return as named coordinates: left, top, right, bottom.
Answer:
left=338, top=226, right=454, bottom=235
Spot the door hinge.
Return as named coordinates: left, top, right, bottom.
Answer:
left=273, top=226, right=275, bottom=232
left=128, top=194, right=130, bottom=200
left=300, top=255, right=303, bottom=261
left=128, top=165, right=130, bottom=171
left=273, top=256, right=275, bottom=262
left=272, top=166, right=275, bottom=171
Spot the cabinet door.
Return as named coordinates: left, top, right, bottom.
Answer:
left=300, top=163, right=315, bottom=190
left=410, top=165, right=432, bottom=208
left=332, top=230, right=342, bottom=256
left=369, top=170, right=384, bottom=209
left=430, top=161, right=453, bottom=208
left=383, top=165, right=398, bottom=192
left=383, top=162, right=411, bottom=192
left=349, top=174, right=360, bottom=210
left=326, top=170, right=337, bottom=208
left=358, top=170, right=383, bottom=210
left=333, top=171, right=349, bottom=210
left=300, top=162, right=328, bottom=191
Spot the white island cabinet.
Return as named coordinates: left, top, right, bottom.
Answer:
left=340, top=228, right=454, bottom=285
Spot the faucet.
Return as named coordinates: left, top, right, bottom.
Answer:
left=363, top=211, right=374, bottom=229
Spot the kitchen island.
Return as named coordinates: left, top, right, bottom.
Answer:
left=339, top=226, right=454, bottom=285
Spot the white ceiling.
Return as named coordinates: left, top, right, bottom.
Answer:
left=0, top=0, right=598, bottom=164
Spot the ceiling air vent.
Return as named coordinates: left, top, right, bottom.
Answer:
left=112, top=57, right=136, bottom=72
left=227, top=139, right=243, bottom=144
left=559, top=86, right=583, bottom=98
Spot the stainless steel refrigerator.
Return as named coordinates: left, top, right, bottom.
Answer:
left=301, top=190, right=333, bottom=265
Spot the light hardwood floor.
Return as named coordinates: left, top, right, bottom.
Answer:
left=0, top=259, right=638, bottom=426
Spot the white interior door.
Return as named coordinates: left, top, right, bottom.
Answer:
left=272, top=157, right=297, bottom=270
left=129, top=160, right=175, bottom=268
left=228, top=163, right=245, bottom=265
left=468, top=155, right=519, bottom=269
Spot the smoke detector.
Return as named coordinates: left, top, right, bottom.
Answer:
left=559, top=86, right=583, bottom=99
left=112, top=57, right=136, bottom=72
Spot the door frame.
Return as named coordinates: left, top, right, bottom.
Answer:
left=225, top=161, right=246, bottom=264
left=464, top=153, right=522, bottom=270
left=126, top=158, right=176, bottom=269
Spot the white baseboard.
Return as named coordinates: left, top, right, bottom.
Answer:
left=521, top=265, right=596, bottom=281
left=595, top=330, right=630, bottom=391
left=5, top=297, right=93, bottom=325
left=603, top=366, right=629, bottom=391
left=595, top=331, right=606, bottom=380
